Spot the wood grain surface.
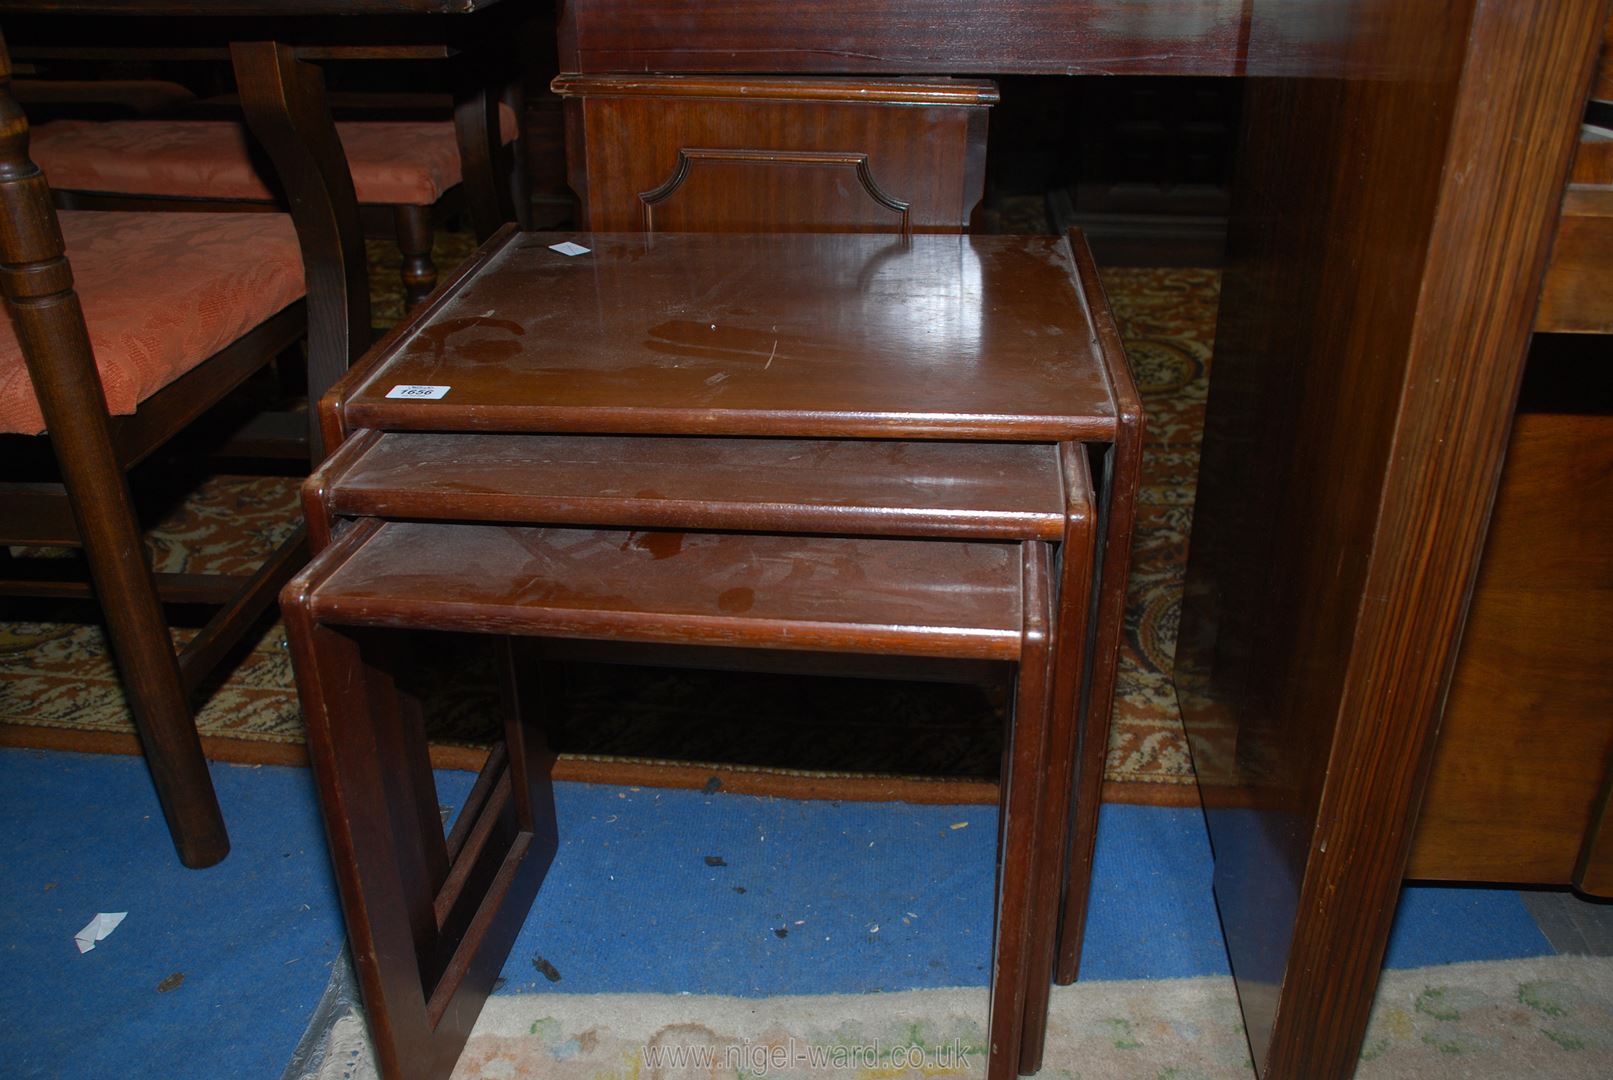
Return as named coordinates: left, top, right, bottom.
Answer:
left=1537, top=186, right=1613, bottom=333
left=309, top=521, right=1027, bottom=660
left=1408, top=412, right=1613, bottom=888
left=555, top=74, right=993, bottom=235
left=558, top=0, right=1251, bottom=76
left=341, top=231, right=1118, bottom=441
left=1176, top=0, right=1608, bottom=1075
left=321, top=432, right=1067, bottom=540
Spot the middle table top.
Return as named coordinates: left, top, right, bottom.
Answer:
left=342, top=230, right=1119, bottom=441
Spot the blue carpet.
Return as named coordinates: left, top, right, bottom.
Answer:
left=1384, top=883, right=1553, bottom=969
left=1081, top=802, right=1230, bottom=981
left=0, top=749, right=345, bottom=1080
left=0, top=748, right=1562, bottom=1080
left=491, top=782, right=1000, bottom=995
left=487, top=788, right=1236, bottom=995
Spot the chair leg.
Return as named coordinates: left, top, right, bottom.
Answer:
left=232, top=40, right=372, bottom=461
left=0, top=52, right=228, bottom=868
left=393, top=205, right=437, bottom=309
left=20, top=419, right=229, bottom=868
left=91, top=544, right=230, bottom=876
left=36, top=400, right=231, bottom=869
left=501, top=79, right=530, bottom=230
left=80, top=493, right=231, bottom=869
left=453, top=81, right=509, bottom=241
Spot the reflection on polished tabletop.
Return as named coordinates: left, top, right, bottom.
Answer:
left=342, top=231, right=1118, bottom=439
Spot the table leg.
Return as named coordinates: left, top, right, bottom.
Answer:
left=284, top=619, right=444, bottom=1077
left=1057, top=234, right=1145, bottom=986
left=1018, top=444, right=1098, bottom=1073
left=282, top=522, right=557, bottom=1080
left=987, top=542, right=1053, bottom=1080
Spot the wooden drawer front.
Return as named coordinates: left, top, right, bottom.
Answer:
left=1537, top=187, right=1613, bottom=334
left=1408, top=413, right=1613, bottom=888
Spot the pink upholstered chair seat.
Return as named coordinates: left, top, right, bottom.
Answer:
left=0, top=211, right=306, bottom=436
left=31, top=104, right=519, bottom=208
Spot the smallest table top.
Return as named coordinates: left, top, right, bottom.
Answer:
left=339, top=230, right=1121, bottom=442
left=308, top=521, right=1028, bottom=661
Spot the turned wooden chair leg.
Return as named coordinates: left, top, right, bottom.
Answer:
left=393, top=205, right=437, bottom=309
left=75, top=487, right=231, bottom=868
left=18, top=369, right=229, bottom=872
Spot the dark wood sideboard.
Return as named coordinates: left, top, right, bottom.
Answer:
left=1406, top=87, right=1613, bottom=894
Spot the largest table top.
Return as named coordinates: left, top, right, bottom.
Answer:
left=340, top=230, right=1119, bottom=441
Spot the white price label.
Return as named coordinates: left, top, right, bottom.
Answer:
left=385, top=384, right=451, bottom=400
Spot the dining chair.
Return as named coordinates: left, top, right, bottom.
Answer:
left=28, top=90, right=520, bottom=308
left=0, top=34, right=363, bottom=869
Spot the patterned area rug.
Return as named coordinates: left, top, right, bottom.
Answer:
left=1100, top=266, right=1215, bottom=790
left=0, top=234, right=1214, bottom=799
left=287, top=955, right=1613, bottom=1080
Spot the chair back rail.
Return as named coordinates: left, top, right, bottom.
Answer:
left=231, top=40, right=369, bottom=457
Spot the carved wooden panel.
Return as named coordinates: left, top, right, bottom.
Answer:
left=553, top=75, right=996, bottom=234
left=639, top=148, right=909, bottom=234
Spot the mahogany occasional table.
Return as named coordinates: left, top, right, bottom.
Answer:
left=286, top=227, right=1139, bottom=1078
